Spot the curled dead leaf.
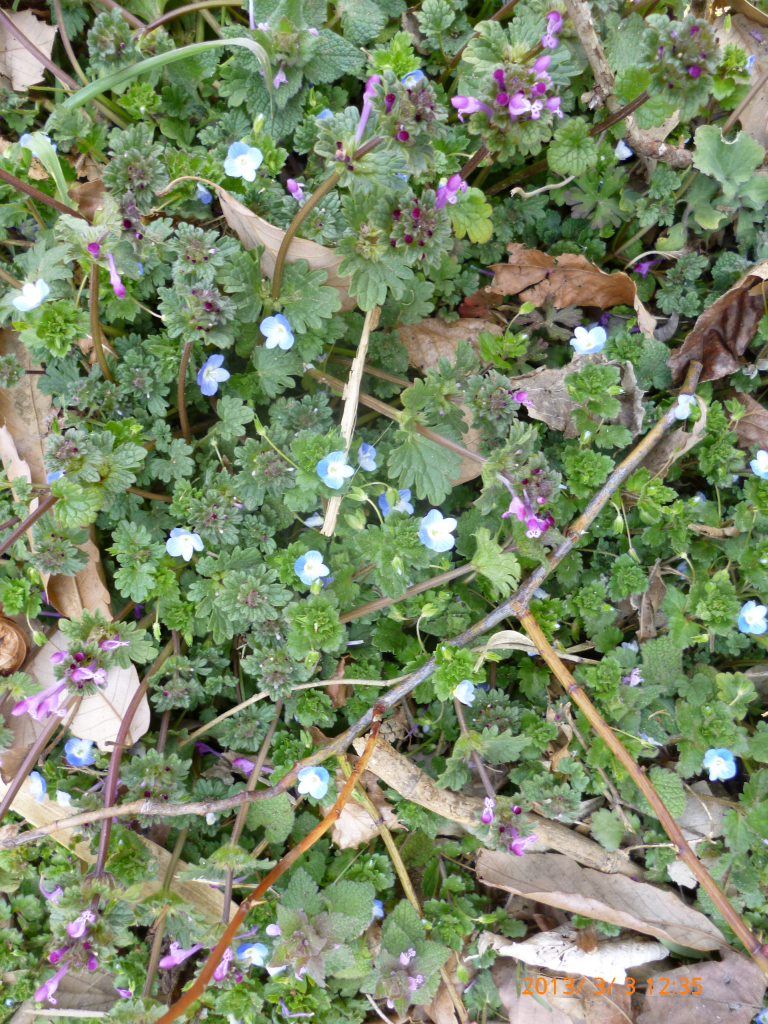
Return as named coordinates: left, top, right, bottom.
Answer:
left=637, top=396, right=707, bottom=479
left=218, top=188, right=356, bottom=311
left=667, top=260, right=768, bottom=383
left=0, top=11, right=57, bottom=91
left=68, top=178, right=106, bottom=223
left=728, top=390, right=768, bottom=451
left=488, top=244, right=656, bottom=337
left=633, top=559, right=667, bottom=643
left=505, top=353, right=645, bottom=440
left=27, top=630, right=149, bottom=751
left=476, top=850, right=725, bottom=951
left=0, top=616, right=27, bottom=676
left=324, top=769, right=402, bottom=849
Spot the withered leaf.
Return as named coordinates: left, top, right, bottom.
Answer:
left=489, top=244, right=655, bottom=336
left=324, top=769, right=402, bottom=849
left=68, top=177, right=106, bottom=223
left=0, top=11, right=57, bottom=91
left=637, top=949, right=766, bottom=1024
left=729, top=391, right=768, bottom=451
left=667, top=260, right=768, bottom=383
left=635, top=559, right=667, bottom=642
left=476, top=850, right=726, bottom=950
left=505, top=353, right=645, bottom=440
left=638, top=396, right=708, bottom=478
left=714, top=13, right=768, bottom=147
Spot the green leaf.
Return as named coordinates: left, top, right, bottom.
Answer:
left=50, top=479, right=102, bottom=528
left=547, top=118, right=599, bottom=177
left=279, top=260, right=342, bottom=332
left=590, top=808, right=626, bottom=853
left=214, top=395, right=255, bottom=442
left=22, top=132, right=76, bottom=209
left=748, top=721, right=768, bottom=762
left=639, top=767, right=687, bottom=819
left=326, top=880, right=376, bottom=931
left=246, top=792, right=295, bottom=845
left=387, top=430, right=462, bottom=505
left=448, top=187, right=493, bottom=244
left=470, top=528, right=521, bottom=599
left=692, top=125, right=766, bottom=201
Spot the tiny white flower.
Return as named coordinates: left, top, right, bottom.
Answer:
left=303, top=513, right=325, bottom=527
left=674, top=394, right=697, bottom=420
left=614, top=139, right=634, bottom=161
left=12, top=279, right=50, bottom=312
left=570, top=325, right=606, bottom=355
left=453, top=680, right=476, bottom=706
left=206, top=812, right=217, bottom=825
left=56, top=790, right=73, bottom=807
left=165, top=527, right=204, bottom=561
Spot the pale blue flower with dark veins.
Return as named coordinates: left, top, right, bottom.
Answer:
left=46, top=470, right=64, bottom=483
left=418, top=509, right=457, bottom=552
left=237, top=942, right=269, bottom=967
left=261, top=313, right=294, bottom=351
left=64, top=737, right=95, bottom=767
left=402, top=69, right=425, bottom=85
left=357, top=443, right=377, bottom=471
left=378, top=489, right=414, bottom=516
left=166, top=527, right=204, bottom=562
left=570, top=325, right=606, bottom=355
left=674, top=394, right=697, bottom=420
left=196, top=182, right=213, bottom=204
left=294, top=550, right=329, bottom=586
left=317, top=451, right=355, bottom=489
left=197, top=353, right=230, bottom=396
left=702, top=748, right=737, bottom=782
left=453, top=680, right=476, bottom=706
left=29, top=771, right=46, bottom=802
left=297, top=765, right=330, bottom=799
left=738, top=600, right=768, bottom=635
left=223, top=141, right=263, bottom=182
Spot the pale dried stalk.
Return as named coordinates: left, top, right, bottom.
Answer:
left=321, top=305, right=380, bottom=537
left=179, top=688, right=268, bottom=747
left=519, top=611, right=768, bottom=976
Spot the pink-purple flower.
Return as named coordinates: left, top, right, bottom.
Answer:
left=12, top=679, right=68, bottom=722
left=35, top=962, right=69, bottom=1005
left=508, top=827, right=538, bottom=856
left=159, top=942, right=204, bottom=969
left=107, top=253, right=126, bottom=299
left=542, top=10, right=562, bottom=48
left=213, top=947, right=234, bottom=981
left=66, top=910, right=96, bottom=940
left=435, top=173, right=467, bottom=209
left=481, top=797, right=495, bottom=824
left=99, top=634, right=130, bottom=651
left=39, top=878, right=63, bottom=904
left=286, top=179, right=304, bottom=203
left=356, top=74, right=381, bottom=142
left=451, top=96, right=494, bottom=122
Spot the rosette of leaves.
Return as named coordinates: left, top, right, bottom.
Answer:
left=48, top=880, right=139, bottom=972
left=241, top=641, right=313, bottom=699
left=158, top=283, right=238, bottom=348
left=234, top=438, right=297, bottom=510
left=314, top=108, right=409, bottom=194
left=121, top=750, right=191, bottom=821
left=101, top=124, right=169, bottom=214
left=362, top=900, right=450, bottom=1017
left=336, top=194, right=416, bottom=310
left=268, top=869, right=375, bottom=984
left=372, top=69, right=448, bottom=175
left=16, top=300, right=90, bottom=360
left=389, top=190, right=453, bottom=269
left=166, top=224, right=240, bottom=286
left=638, top=14, right=720, bottom=121
left=219, top=0, right=364, bottom=138
left=86, top=9, right=141, bottom=79
left=30, top=515, right=89, bottom=577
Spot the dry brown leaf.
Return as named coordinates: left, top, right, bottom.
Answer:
left=1, top=773, right=237, bottom=922
left=667, top=261, right=768, bottom=383
left=324, top=769, right=402, bottom=849
left=504, top=353, right=645, bottom=440
left=27, top=630, right=149, bottom=751
left=0, top=332, right=112, bottom=620
left=633, top=559, right=667, bottom=643
left=714, top=14, right=768, bottom=148
left=397, top=317, right=500, bottom=369
left=729, top=391, right=768, bottom=451
left=422, top=952, right=475, bottom=1024
left=218, top=189, right=356, bottom=311
left=637, top=397, right=708, bottom=479
left=476, top=851, right=725, bottom=951
left=68, top=177, right=106, bottom=223
left=493, top=958, right=586, bottom=1024
left=636, top=949, right=766, bottom=1024
left=0, top=11, right=57, bottom=91
left=481, top=925, right=667, bottom=985
left=0, top=615, right=28, bottom=676
left=675, top=783, right=733, bottom=845
left=728, top=0, right=768, bottom=30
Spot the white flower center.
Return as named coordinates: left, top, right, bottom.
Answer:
left=270, top=323, right=288, bottom=344
left=710, top=757, right=726, bottom=774
left=234, top=154, right=253, bottom=174
left=745, top=607, right=764, bottom=626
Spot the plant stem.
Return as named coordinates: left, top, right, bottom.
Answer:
left=90, top=264, right=115, bottom=383
left=93, top=0, right=146, bottom=29
left=154, top=704, right=386, bottom=1024
left=271, top=171, right=341, bottom=301
left=0, top=265, right=22, bottom=290
left=137, top=0, right=243, bottom=36
left=53, top=0, right=89, bottom=86
left=177, top=340, right=194, bottom=445
left=0, top=493, right=57, bottom=560
left=453, top=698, right=497, bottom=802
left=92, top=640, right=175, bottom=877
left=459, top=143, right=490, bottom=181
left=142, top=826, right=189, bottom=999
left=221, top=699, right=283, bottom=921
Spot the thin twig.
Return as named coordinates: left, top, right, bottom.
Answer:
left=0, top=168, right=86, bottom=220
left=142, top=826, right=189, bottom=998
left=90, top=264, right=115, bottom=383
left=179, top=688, right=269, bottom=747
left=153, top=703, right=385, bottom=1024
left=321, top=306, right=380, bottom=537
left=136, top=0, right=242, bottom=36
left=92, top=0, right=146, bottom=29
left=53, top=0, right=89, bottom=85
left=177, top=340, right=194, bottom=445
left=0, top=493, right=57, bottom=560
left=271, top=171, right=341, bottom=300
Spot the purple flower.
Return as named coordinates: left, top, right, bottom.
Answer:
left=385, top=92, right=396, bottom=113
left=116, top=989, right=132, bottom=998
left=502, top=495, right=527, bottom=522
left=232, top=756, right=256, bottom=774
left=533, top=54, right=551, bottom=74
left=356, top=74, right=381, bottom=143
left=66, top=910, right=95, bottom=939
left=481, top=797, right=495, bottom=824
left=266, top=922, right=281, bottom=936
left=688, top=65, right=701, bottom=77
left=634, top=259, right=660, bottom=279
left=213, top=947, right=234, bottom=981
left=12, top=679, right=68, bottom=722
left=39, top=878, right=63, bottom=904
left=508, top=827, right=537, bottom=856
left=545, top=96, right=563, bottom=118
left=451, top=96, right=494, bottom=122
left=107, top=253, right=126, bottom=299
left=435, top=172, right=467, bottom=209
left=508, top=92, right=531, bottom=118
left=542, top=9, right=562, bottom=47
left=159, top=942, right=204, bottom=969
left=400, top=948, right=416, bottom=966
left=48, top=946, right=69, bottom=964
left=87, top=242, right=100, bottom=258
left=35, top=962, right=69, bottom=1005
left=274, top=64, right=288, bottom=88
left=408, top=974, right=424, bottom=991
left=87, top=954, right=98, bottom=971
left=70, top=661, right=107, bottom=687
left=308, top=26, right=319, bottom=35
left=286, top=179, right=304, bottom=202
left=50, top=650, right=67, bottom=664
left=622, top=668, right=643, bottom=686
left=99, top=634, right=130, bottom=651
left=513, top=390, right=531, bottom=405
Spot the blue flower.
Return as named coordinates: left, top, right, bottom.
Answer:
left=357, top=443, right=377, bottom=471
left=29, top=771, right=46, bottom=802
left=196, top=182, right=213, bottom=204
left=570, top=325, right=606, bottom=355
left=316, top=451, right=355, bottom=489
left=237, top=942, right=269, bottom=966
left=702, top=748, right=737, bottom=782
left=751, top=450, right=768, bottom=479
left=674, top=394, right=697, bottom=420
left=371, top=899, right=385, bottom=920
left=378, top=489, right=414, bottom=516
left=197, top=353, right=230, bottom=396
left=614, top=139, right=633, bottom=161
left=418, top=509, right=457, bottom=552
left=64, top=737, right=95, bottom=767
left=46, top=470, right=64, bottom=483
left=401, top=69, right=425, bottom=85
left=316, top=108, right=334, bottom=119
left=20, top=133, right=56, bottom=152
left=747, top=54, right=757, bottom=74
left=223, top=141, right=264, bottom=182
left=738, top=600, right=768, bottom=635
left=166, top=527, right=204, bottom=562
left=260, top=313, right=294, bottom=351
left=12, top=279, right=50, bottom=312
left=453, top=680, right=476, bottom=706
left=294, top=550, right=330, bottom=586
left=297, top=765, right=330, bottom=800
